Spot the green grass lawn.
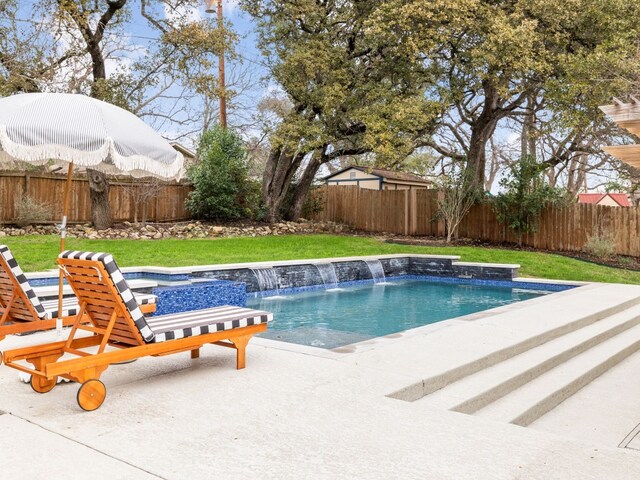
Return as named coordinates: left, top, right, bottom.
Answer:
left=2, top=234, right=639, bottom=284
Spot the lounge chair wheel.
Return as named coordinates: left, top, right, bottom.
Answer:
left=30, top=375, right=57, bottom=394
left=77, top=379, right=106, bottom=411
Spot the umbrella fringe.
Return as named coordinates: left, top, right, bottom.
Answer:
left=0, top=125, right=184, bottom=180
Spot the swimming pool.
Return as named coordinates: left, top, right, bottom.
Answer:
left=25, top=254, right=574, bottom=349
left=247, top=279, right=549, bottom=349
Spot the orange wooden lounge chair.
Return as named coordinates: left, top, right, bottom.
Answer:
left=3, top=250, right=273, bottom=411
left=0, top=245, right=157, bottom=343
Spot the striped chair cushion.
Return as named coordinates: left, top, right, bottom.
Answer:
left=59, top=251, right=155, bottom=342
left=146, top=306, right=273, bottom=343
left=0, top=245, right=47, bottom=318
left=39, top=293, right=157, bottom=320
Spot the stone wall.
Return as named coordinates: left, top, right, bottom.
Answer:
left=192, top=257, right=520, bottom=293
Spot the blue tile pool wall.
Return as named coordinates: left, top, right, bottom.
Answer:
left=29, top=278, right=67, bottom=287
left=399, top=275, right=574, bottom=292
left=250, top=275, right=576, bottom=299
left=124, top=272, right=192, bottom=283
left=152, top=280, right=246, bottom=316
left=28, top=272, right=192, bottom=287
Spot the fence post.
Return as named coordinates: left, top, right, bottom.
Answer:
left=409, top=189, right=418, bottom=235
left=404, top=190, right=409, bottom=235
left=436, top=190, right=446, bottom=237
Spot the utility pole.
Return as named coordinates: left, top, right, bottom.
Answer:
left=205, top=0, right=227, bottom=129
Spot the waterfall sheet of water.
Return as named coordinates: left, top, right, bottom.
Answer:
left=251, top=267, right=280, bottom=294
left=364, top=259, right=387, bottom=284
left=315, top=263, right=339, bottom=290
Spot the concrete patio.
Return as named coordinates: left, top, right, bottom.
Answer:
left=2, top=281, right=640, bottom=479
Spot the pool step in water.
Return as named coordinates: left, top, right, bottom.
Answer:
left=474, top=321, right=640, bottom=426
left=420, top=303, right=640, bottom=415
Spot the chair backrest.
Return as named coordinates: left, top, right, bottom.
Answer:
left=58, top=251, right=155, bottom=345
left=0, top=245, right=47, bottom=321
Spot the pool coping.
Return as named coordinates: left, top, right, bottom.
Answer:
left=23, top=254, right=467, bottom=278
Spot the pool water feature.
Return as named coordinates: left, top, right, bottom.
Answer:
left=248, top=279, right=546, bottom=349
left=364, top=259, right=387, bottom=284
left=252, top=267, right=280, bottom=294
left=315, top=263, right=340, bottom=290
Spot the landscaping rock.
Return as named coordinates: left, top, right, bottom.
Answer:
left=0, top=219, right=352, bottom=240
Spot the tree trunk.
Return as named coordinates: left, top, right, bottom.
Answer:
left=142, top=202, right=148, bottom=227
left=87, top=169, right=112, bottom=229
left=520, top=93, right=537, bottom=161
left=466, top=80, right=504, bottom=191
left=262, top=146, right=306, bottom=223
left=87, top=51, right=113, bottom=228
left=466, top=123, right=497, bottom=190
left=286, top=148, right=325, bottom=221
left=465, top=81, right=502, bottom=191
left=446, top=223, right=454, bottom=243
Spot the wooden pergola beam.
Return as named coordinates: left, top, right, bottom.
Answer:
left=602, top=145, right=640, bottom=167
left=614, top=120, right=640, bottom=137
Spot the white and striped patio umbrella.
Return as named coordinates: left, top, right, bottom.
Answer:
left=0, top=92, right=184, bottom=179
left=0, top=92, right=185, bottom=333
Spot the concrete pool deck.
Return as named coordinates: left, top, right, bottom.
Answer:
left=2, top=281, right=640, bottom=479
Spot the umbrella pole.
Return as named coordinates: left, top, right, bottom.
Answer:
left=57, top=162, right=74, bottom=335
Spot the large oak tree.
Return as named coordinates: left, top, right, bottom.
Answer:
left=243, top=0, right=442, bottom=221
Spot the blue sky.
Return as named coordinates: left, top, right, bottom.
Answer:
left=10, top=1, right=268, bottom=146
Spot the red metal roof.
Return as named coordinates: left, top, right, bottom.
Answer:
left=578, top=193, right=630, bottom=207
left=578, top=193, right=605, bottom=204
left=608, top=193, right=631, bottom=207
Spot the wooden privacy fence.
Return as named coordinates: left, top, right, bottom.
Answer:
left=313, top=186, right=445, bottom=236
left=0, top=172, right=192, bottom=224
left=313, top=186, right=640, bottom=257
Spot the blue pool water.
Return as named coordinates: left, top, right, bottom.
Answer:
left=247, top=279, right=547, bottom=349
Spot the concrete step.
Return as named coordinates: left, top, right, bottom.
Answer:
left=419, top=304, right=640, bottom=413
left=390, top=291, right=640, bottom=402
left=474, top=322, right=640, bottom=426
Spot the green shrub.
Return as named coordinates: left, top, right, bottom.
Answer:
left=186, top=126, right=262, bottom=221
left=302, top=185, right=325, bottom=219
left=618, top=256, right=634, bottom=267
left=584, top=233, right=616, bottom=259
left=492, top=156, right=568, bottom=245
left=13, top=195, right=53, bottom=227
left=280, top=183, right=326, bottom=220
